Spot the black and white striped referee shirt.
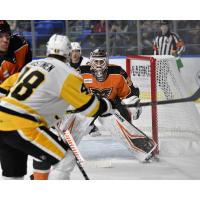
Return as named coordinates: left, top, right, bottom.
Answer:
left=153, top=31, right=185, bottom=55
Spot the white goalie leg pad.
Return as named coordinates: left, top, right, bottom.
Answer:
left=99, top=111, right=156, bottom=162
left=49, top=113, right=94, bottom=179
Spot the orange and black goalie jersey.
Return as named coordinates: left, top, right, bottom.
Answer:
left=79, top=64, right=139, bottom=101
left=0, top=34, right=32, bottom=83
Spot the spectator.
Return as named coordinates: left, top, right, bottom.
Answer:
left=142, top=31, right=154, bottom=55
left=93, top=20, right=106, bottom=33
left=110, top=21, right=129, bottom=55
left=92, top=20, right=106, bottom=47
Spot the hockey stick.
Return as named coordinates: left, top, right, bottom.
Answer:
left=127, top=87, right=200, bottom=107
left=62, top=129, right=90, bottom=180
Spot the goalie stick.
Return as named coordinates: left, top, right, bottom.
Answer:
left=127, top=87, right=200, bottom=107
left=59, top=129, right=90, bottom=180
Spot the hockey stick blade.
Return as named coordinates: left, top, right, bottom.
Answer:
left=127, top=87, right=200, bottom=107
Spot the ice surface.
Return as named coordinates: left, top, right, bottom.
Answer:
left=70, top=135, right=200, bottom=180
left=1, top=105, right=200, bottom=180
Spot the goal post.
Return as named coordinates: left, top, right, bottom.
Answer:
left=126, top=55, right=200, bottom=156
left=126, top=56, right=158, bottom=154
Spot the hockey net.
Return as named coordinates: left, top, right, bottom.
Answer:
left=126, top=55, right=200, bottom=156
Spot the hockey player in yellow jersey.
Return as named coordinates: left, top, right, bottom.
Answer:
left=0, top=34, right=115, bottom=180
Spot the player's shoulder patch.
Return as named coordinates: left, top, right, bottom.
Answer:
left=83, top=78, right=93, bottom=84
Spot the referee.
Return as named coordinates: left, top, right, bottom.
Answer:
left=153, top=21, right=185, bottom=56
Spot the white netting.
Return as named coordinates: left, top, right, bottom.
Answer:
left=127, top=55, right=200, bottom=155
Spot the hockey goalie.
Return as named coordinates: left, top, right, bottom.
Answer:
left=48, top=48, right=157, bottom=180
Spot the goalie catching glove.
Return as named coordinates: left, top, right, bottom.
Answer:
left=121, top=96, right=142, bottom=120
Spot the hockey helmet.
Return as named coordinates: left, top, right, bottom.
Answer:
left=0, top=20, right=11, bottom=35
left=71, top=42, right=81, bottom=54
left=46, top=34, right=71, bottom=61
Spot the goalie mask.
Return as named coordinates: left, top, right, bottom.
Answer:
left=90, top=48, right=108, bottom=82
left=46, top=34, right=71, bottom=62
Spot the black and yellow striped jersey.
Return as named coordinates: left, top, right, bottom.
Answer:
left=0, top=73, right=19, bottom=97
left=0, top=57, right=104, bottom=131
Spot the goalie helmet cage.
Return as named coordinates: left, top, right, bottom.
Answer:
left=126, top=55, right=200, bottom=155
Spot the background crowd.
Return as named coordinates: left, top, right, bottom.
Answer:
left=7, top=20, right=200, bottom=57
